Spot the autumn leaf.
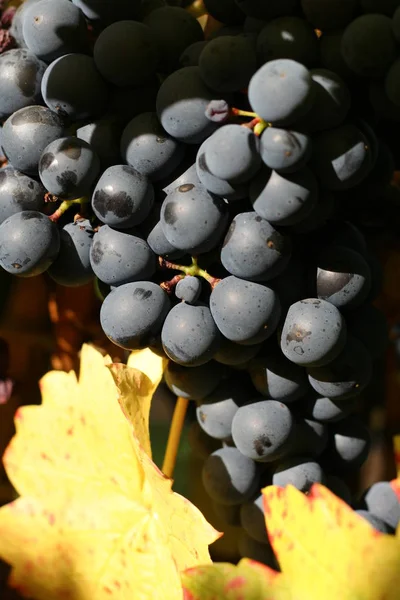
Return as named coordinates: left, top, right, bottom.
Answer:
left=182, top=558, right=290, bottom=600
left=114, top=347, right=168, bottom=458
left=0, top=344, right=218, bottom=600
left=264, top=483, right=400, bottom=600
left=182, top=482, right=400, bottom=600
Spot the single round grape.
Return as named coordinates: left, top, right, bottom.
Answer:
left=90, top=225, right=155, bottom=287
left=175, top=276, right=201, bottom=304
left=94, top=21, right=158, bottom=87
left=92, top=165, right=154, bottom=229
left=0, top=49, right=46, bottom=119
left=156, top=67, right=218, bottom=144
left=307, top=335, right=372, bottom=400
left=161, top=302, right=220, bottom=367
left=280, top=298, right=347, bottom=367
left=248, top=59, right=315, bottom=125
left=355, top=510, right=392, bottom=534
left=210, top=276, right=281, bottom=346
left=311, top=123, right=372, bottom=191
left=301, top=0, right=357, bottom=31
left=341, top=14, right=396, bottom=78
left=199, top=35, right=257, bottom=93
left=41, top=53, right=109, bottom=121
left=1, top=105, right=64, bottom=175
left=305, top=395, right=357, bottom=423
left=100, top=281, right=170, bottom=350
left=0, top=166, right=45, bottom=224
left=231, top=400, right=294, bottom=462
left=237, top=531, right=278, bottom=568
left=196, top=379, right=248, bottom=440
left=203, top=124, right=261, bottom=184
left=326, top=416, right=371, bottom=471
left=196, top=138, right=249, bottom=201
left=39, top=136, right=100, bottom=200
left=160, top=183, right=228, bottom=254
left=298, top=68, right=351, bottom=132
left=360, top=482, right=400, bottom=531
left=121, top=112, right=185, bottom=182
left=214, top=337, right=262, bottom=366
left=272, top=457, right=325, bottom=492
left=260, top=127, right=312, bottom=173
left=22, top=0, right=88, bottom=63
left=313, top=245, right=372, bottom=309
left=164, top=360, right=222, bottom=400
left=249, top=346, right=309, bottom=403
left=0, top=211, right=59, bottom=277
left=348, top=304, right=388, bottom=360
left=257, top=16, right=319, bottom=67
left=144, top=6, right=204, bottom=74
left=202, top=447, right=259, bottom=505
left=48, top=218, right=94, bottom=287
left=221, top=212, right=292, bottom=282
left=250, top=167, right=318, bottom=226
left=240, top=494, right=268, bottom=543
left=77, top=117, right=122, bottom=170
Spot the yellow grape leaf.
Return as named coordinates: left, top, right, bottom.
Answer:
left=182, top=558, right=291, bottom=600
left=263, top=483, right=400, bottom=600
left=183, top=482, right=400, bottom=600
left=114, top=347, right=168, bottom=457
left=0, top=344, right=218, bottom=600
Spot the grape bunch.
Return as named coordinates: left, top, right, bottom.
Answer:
left=0, top=0, right=399, bottom=566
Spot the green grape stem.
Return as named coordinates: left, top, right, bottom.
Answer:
left=231, top=107, right=270, bottom=136
left=48, top=197, right=89, bottom=222
left=158, top=256, right=221, bottom=290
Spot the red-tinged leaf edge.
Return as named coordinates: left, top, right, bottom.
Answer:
left=182, top=558, right=282, bottom=600
left=390, top=478, right=400, bottom=500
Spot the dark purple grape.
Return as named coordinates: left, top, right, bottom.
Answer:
left=0, top=49, right=46, bottom=119
left=39, top=136, right=100, bottom=200
left=91, top=165, right=154, bottom=229
left=2, top=105, right=64, bottom=175
left=0, top=211, right=59, bottom=277
left=48, top=218, right=94, bottom=287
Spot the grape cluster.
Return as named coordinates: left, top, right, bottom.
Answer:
left=0, top=0, right=399, bottom=565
